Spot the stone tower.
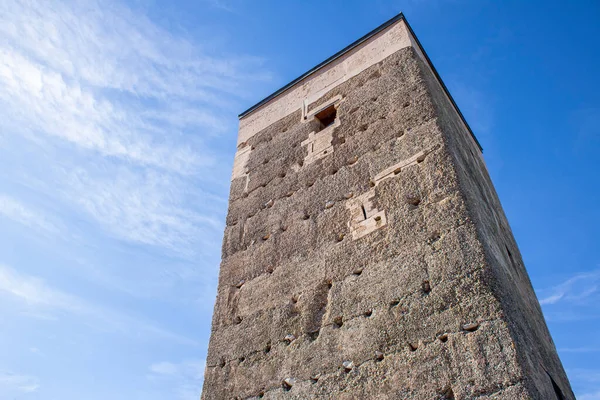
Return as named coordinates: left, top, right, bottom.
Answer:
left=202, top=14, right=573, bottom=399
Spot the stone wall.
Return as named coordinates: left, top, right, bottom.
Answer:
left=202, top=23, right=573, bottom=399
left=417, top=44, right=574, bottom=399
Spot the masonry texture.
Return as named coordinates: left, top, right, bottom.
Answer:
left=202, top=14, right=574, bottom=400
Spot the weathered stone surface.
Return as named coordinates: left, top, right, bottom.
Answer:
left=202, top=15, right=573, bottom=400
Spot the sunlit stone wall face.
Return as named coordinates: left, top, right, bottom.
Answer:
left=202, top=17, right=574, bottom=400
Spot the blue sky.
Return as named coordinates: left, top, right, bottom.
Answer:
left=0, top=0, right=598, bottom=399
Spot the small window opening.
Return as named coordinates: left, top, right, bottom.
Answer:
left=361, top=205, right=367, bottom=220
left=315, top=105, right=337, bottom=131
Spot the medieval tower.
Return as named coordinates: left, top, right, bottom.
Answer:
left=202, top=14, right=573, bottom=399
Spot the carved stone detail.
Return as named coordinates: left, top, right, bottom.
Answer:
left=346, top=189, right=387, bottom=240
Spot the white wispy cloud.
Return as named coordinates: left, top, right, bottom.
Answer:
left=0, top=264, right=75, bottom=309
left=0, top=194, right=60, bottom=234
left=150, top=362, right=180, bottom=376
left=0, top=0, right=266, bottom=255
left=64, top=165, right=224, bottom=253
left=0, top=0, right=268, bottom=397
left=0, top=43, right=200, bottom=173
left=559, top=347, right=600, bottom=353
left=204, top=0, right=237, bottom=13
left=149, top=359, right=206, bottom=400
left=0, top=0, right=268, bottom=117
left=568, top=369, right=600, bottom=400
left=0, top=371, right=39, bottom=394
left=0, top=264, right=197, bottom=345
left=538, top=269, right=600, bottom=305
left=580, top=391, right=600, bottom=400
left=569, top=368, right=600, bottom=383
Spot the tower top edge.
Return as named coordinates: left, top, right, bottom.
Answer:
left=238, top=13, right=406, bottom=120
left=237, top=13, right=483, bottom=152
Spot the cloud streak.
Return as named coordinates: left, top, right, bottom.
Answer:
left=0, top=0, right=270, bottom=398
left=0, top=0, right=266, bottom=255
left=149, top=359, right=206, bottom=400
left=0, top=371, right=39, bottom=395
left=568, top=368, right=600, bottom=400
left=538, top=269, right=600, bottom=306
left=0, top=42, right=199, bottom=173
left=580, top=391, right=600, bottom=400
left=0, top=264, right=197, bottom=345
left=64, top=165, right=224, bottom=253
left=0, top=194, right=61, bottom=234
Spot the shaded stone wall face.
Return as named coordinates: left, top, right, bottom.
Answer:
left=416, top=52, right=575, bottom=399
left=202, top=46, right=573, bottom=399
